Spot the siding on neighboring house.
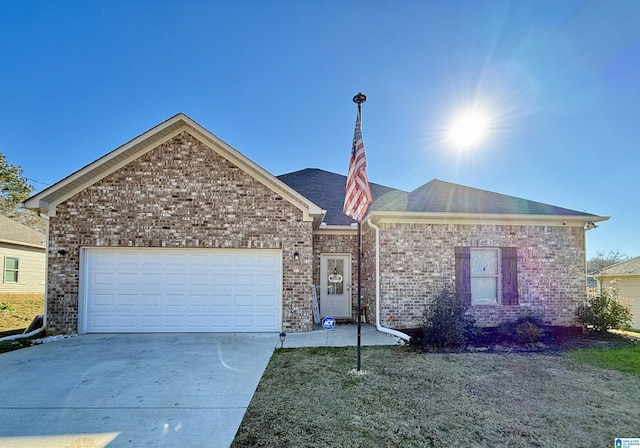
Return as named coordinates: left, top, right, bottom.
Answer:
left=365, top=222, right=586, bottom=328
left=598, top=275, right=640, bottom=330
left=0, top=243, right=46, bottom=294
left=46, top=132, right=314, bottom=334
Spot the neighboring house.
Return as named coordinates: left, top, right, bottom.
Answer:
left=596, top=256, right=640, bottom=329
left=0, top=214, right=46, bottom=295
left=25, top=113, right=608, bottom=335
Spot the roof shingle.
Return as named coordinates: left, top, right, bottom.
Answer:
left=0, top=214, right=46, bottom=247
left=278, top=169, right=599, bottom=225
left=598, top=256, right=640, bottom=275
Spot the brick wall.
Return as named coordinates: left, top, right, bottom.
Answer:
left=46, top=131, right=313, bottom=334
left=365, top=222, right=587, bottom=328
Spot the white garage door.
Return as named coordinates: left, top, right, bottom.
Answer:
left=81, top=248, right=282, bottom=333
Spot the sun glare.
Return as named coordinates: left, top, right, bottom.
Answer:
left=447, top=111, right=489, bottom=149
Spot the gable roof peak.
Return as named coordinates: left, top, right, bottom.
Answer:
left=24, top=113, right=323, bottom=222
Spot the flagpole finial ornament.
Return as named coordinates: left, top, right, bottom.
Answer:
left=353, top=92, right=367, bottom=105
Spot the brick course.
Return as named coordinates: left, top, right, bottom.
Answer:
left=363, top=222, right=586, bottom=328
left=46, top=131, right=313, bottom=334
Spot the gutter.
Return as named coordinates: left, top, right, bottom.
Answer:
left=366, top=219, right=411, bottom=342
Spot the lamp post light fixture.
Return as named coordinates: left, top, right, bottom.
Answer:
left=278, top=332, right=286, bottom=349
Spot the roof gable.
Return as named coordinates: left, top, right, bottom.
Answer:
left=598, top=256, right=640, bottom=276
left=25, top=114, right=323, bottom=223
left=0, top=215, right=45, bottom=248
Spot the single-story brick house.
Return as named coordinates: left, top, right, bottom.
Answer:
left=0, top=214, right=46, bottom=295
left=596, top=256, right=640, bottom=330
left=25, top=113, right=608, bottom=335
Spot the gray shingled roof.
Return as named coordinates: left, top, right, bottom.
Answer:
left=277, top=169, right=599, bottom=225
left=277, top=168, right=404, bottom=225
left=378, top=179, right=598, bottom=216
left=598, top=256, right=640, bottom=276
left=0, top=214, right=46, bottom=247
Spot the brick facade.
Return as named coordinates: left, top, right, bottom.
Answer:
left=46, top=131, right=313, bottom=334
left=363, top=222, right=587, bottom=329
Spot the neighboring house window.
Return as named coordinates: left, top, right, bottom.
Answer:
left=4, top=257, right=19, bottom=283
left=455, top=247, right=518, bottom=306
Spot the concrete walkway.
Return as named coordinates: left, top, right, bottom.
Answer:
left=280, top=323, right=402, bottom=348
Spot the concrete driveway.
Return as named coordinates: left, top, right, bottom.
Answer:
left=0, top=333, right=277, bottom=448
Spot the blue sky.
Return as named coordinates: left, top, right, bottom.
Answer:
left=1, top=0, right=638, bottom=258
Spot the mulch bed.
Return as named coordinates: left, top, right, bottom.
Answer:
left=404, top=326, right=639, bottom=353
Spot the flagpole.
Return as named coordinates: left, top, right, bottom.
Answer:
left=353, top=92, right=366, bottom=372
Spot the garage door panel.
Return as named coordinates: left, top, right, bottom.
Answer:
left=140, top=315, right=162, bottom=329
left=118, top=273, right=138, bottom=286
left=257, top=294, right=277, bottom=307
left=234, top=294, right=253, bottom=306
left=256, top=314, right=277, bottom=328
left=235, top=274, right=254, bottom=286
left=165, top=294, right=185, bottom=306
left=116, top=294, right=137, bottom=307
left=83, top=249, right=282, bottom=333
left=92, top=294, right=113, bottom=307
left=211, top=255, right=232, bottom=267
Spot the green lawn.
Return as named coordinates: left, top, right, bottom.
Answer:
left=232, top=345, right=640, bottom=448
left=569, top=344, right=640, bottom=376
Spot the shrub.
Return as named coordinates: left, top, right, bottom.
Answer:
left=498, top=315, right=548, bottom=344
left=514, top=319, right=546, bottom=344
left=0, top=302, right=16, bottom=312
left=576, top=279, right=633, bottom=332
left=421, top=288, right=477, bottom=349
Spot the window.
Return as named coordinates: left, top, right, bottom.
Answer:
left=471, top=248, right=499, bottom=304
left=455, top=247, right=518, bottom=306
left=4, top=257, right=19, bottom=283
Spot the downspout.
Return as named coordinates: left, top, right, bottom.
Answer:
left=40, top=212, right=49, bottom=331
left=367, top=218, right=411, bottom=342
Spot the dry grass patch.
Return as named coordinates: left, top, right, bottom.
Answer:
left=0, top=293, right=43, bottom=333
left=233, top=346, right=640, bottom=448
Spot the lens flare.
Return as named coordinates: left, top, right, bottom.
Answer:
left=447, top=111, right=489, bottom=148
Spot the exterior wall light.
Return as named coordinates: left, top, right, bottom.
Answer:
left=584, top=221, right=598, bottom=231
left=293, top=252, right=299, bottom=261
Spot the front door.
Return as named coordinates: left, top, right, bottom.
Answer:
left=320, top=254, right=351, bottom=318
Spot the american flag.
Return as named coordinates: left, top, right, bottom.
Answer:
left=343, top=110, right=372, bottom=222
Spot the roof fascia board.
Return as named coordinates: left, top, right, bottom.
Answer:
left=598, top=273, right=640, bottom=278
left=368, top=211, right=609, bottom=227
left=0, top=239, right=46, bottom=250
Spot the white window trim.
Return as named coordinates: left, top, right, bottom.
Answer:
left=470, top=248, right=500, bottom=305
left=4, top=256, right=19, bottom=283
